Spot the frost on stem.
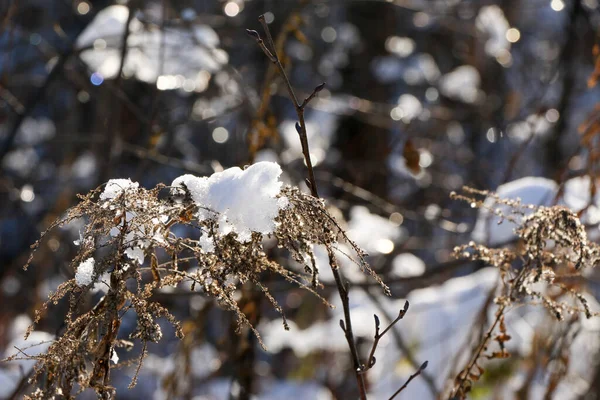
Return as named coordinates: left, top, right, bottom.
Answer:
left=18, top=161, right=387, bottom=399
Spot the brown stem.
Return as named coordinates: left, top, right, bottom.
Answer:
left=451, top=266, right=528, bottom=397
left=248, top=15, right=367, bottom=399
left=329, top=248, right=368, bottom=399
left=364, top=291, right=437, bottom=396
left=256, top=15, right=320, bottom=198
left=451, top=305, right=505, bottom=398
left=389, top=361, right=428, bottom=400
left=363, top=301, right=409, bottom=372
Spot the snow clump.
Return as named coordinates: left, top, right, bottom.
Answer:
left=347, top=206, right=405, bottom=255
left=75, top=258, right=96, bottom=287
left=172, top=161, right=287, bottom=242
left=100, top=178, right=139, bottom=201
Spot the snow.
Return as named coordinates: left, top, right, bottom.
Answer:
left=347, top=206, right=406, bottom=255
left=476, top=5, right=510, bottom=58
left=125, top=245, right=145, bottom=264
left=399, top=53, right=441, bottom=86
left=561, top=176, right=600, bottom=225
left=111, top=348, right=119, bottom=365
left=439, top=65, right=481, bottom=104
left=414, top=53, right=441, bottom=83
left=107, top=210, right=152, bottom=265
left=124, top=227, right=152, bottom=264
left=391, top=253, right=426, bottom=277
left=372, top=56, right=404, bottom=83
left=146, top=344, right=222, bottom=399
left=15, top=117, right=55, bottom=146
left=386, top=36, right=415, bottom=58
left=2, top=147, right=39, bottom=177
left=279, top=113, right=337, bottom=164
left=472, top=176, right=558, bottom=246
left=7, top=315, right=32, bottom=341
left=71, top=152, right=97, bottom=181
left=304, top=244, right=373, bottom=284
left=199, top=231, right=215, bottom=253
left=261, top=268, right=501, bottom=399
left=1, top=329, right=54, bottom=397
left=370, top=52, right=441, bottom=86
left=0, top=370, right=19, bottom=399
left=489, top=295, right=600, bottom=399
left=190, top=345, right=220, bottom=378
left=259, top=380, right=333, bottom=400
left=76, top=5, right=129, bottom=48
left=172, top=162, right=287, bottom=242
left=261, top=267, right=600, bottom=398
left=75, top=257, right=96, bottom=286
left=91, top=272, right=111, bottom=294
left=100, top=178, right=139, bottom=200
left=181, top=8, right=197, bottom=21
left=508, top=114, right=552, bottom=143
left=76, top=5, right=228, bottom=87
left=397, top=94, right=423, bottom=123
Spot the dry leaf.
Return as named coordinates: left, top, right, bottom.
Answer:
left=403, top=138, right=421, bottom=174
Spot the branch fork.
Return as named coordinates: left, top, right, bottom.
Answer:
left=247, top=14, right=427, bottom=400
left=246, top=16, right=324, bottom=198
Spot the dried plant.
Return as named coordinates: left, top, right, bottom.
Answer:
left=449, top=186, right=600, bottom=399
left=5, top=12, right=431, bottom=400
left=7, top=168, right=389, bottom=399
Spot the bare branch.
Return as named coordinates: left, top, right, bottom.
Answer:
left=362, top=301, right=409, bottom=373
left=388, top=361, right=429, bottom=400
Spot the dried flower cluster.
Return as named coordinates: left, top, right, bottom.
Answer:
left=449, top=186, right=600, bottom=398
left=9, top=164, right=385, bottom=399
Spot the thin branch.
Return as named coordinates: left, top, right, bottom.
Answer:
left=451, top=266, right=527, bottom=397
left=364, top=290, right=437, bottom=396
left=450, top=305, right=506, bottom=398
left=362, top=301, right=409, bottom=372
left=248, top=14, right=366, bottom=399
left=388, top=361, right=429, bottom=400
left=330, top=247, right=368, bottom=399
left=245, top=29, right=276, bottom=62
left=248, top=16, right=320, bottom=198
left=301, top=82, right=326, bottom=108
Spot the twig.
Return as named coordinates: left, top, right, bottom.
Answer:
left=363, top=301, right=409, bottom=372
left=450, top=305, right=506, bottom=398
left=450, top=265, right=527, bottom=398
left=249, top=15, right=321, bottom=198
left=364, top=290, right=437, bottom=396
left=329, top=248, right=368, bottom=398
left=444, top=284, right=496, bottom=388
left=388, top=361, right=428, bottom=400
left=246, top=5, right=309, bottom=160
left=248, top=15, right=367, bottom=399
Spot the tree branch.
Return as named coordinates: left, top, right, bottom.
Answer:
left=248, top=14, right=368, bottom=399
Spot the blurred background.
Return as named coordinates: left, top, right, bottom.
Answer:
left=2, top=0, right=600, bottom=399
